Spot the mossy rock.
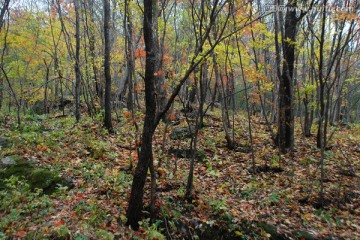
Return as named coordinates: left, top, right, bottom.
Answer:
left=29, top=169, right=73, bottom=194
left=0, top=156, right=34, bottom=181
left=170, top=126, right=195, bottom=140
left=0, top=156, right=73, bottom=194
left=168, top=148, right=206, bottom=162
left=292, top=230, right=318, bottom=240
left=0, top=137, right=10, bottom=148
left=258, top=223, right=288, bottom=240
left=31, top=100, right=46, bottom=115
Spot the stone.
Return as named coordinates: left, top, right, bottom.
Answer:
left=29, top=169, right=73, bottom=194
left=168, top=148, right=206, bottom=162
left=292, top=230, right=318, bottom=240
left=32, top=100, right=46, bottom=115
left=170, top=126, right=195, bottom=140
left=0, top=156, right=73, bottom=194
left=0, top=156, right=16, bottom=167
left=0, top=137, right=9, bottom=148
left=258, top=223, right=288, bottom=240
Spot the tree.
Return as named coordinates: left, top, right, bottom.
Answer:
left=0, top=0, right=10, bottom=110
left=276, top=0, right=312, bottom=153
left=0, top=0, right=10, bottom=31
left=126, top=0, right=157, bottom=229
left=126, top=0, right=231, bottom=229
left=74, top=0, right=81, bottom=122
left=103, top=0, right=112, bottom=131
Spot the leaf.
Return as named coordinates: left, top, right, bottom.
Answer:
left=235, top=231, right=243, bottom=236
left=154, top=70, right=163, bottom=76
left=55, top=220, right=65, bottom=227
left=17, top=231, right=26, bottom=238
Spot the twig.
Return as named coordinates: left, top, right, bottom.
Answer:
left=164, top=217, right=173, bottom=240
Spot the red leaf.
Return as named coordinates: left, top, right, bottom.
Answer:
left=17, top=231, right=26, bottom=238
left=55, top=220, right=65, bottom=227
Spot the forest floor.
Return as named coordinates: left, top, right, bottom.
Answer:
left=0, top=109, right=359, bottom=240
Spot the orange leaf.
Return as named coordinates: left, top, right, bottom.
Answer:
left=167, top=112, right=176, bottom=121
left=55, top=220, right=65, bottom=227
left=131, top=152, right=138, bottom=160
left=123, top=111, right=132, bottom=118
left=154, top=70, right=163, bottom=76
left=17, top=231, right=26, bottom=238
left=134, top=48, right=146, bottom=59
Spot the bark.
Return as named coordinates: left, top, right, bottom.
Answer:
left=124, top=0, right=135, bottom=111
left=0, top=0, right=10, bottom=110
left=74, top=0, right=81, bottom=122
left=0, top=0, right=10, bottom=31
left=318, top=0, right=327, bottom=204
left=103, top=0, right=113, bottom=131
left=87, top=0, right=101, bottom=102
left=303, top=94, right=311, bottom=137
left=126, top=0, right=229, bottom=229
left=126, top=0, right=157, bottom=230
left=43, top=59, right=50, bottom=115
left=277, top=0, right=298, bottom=153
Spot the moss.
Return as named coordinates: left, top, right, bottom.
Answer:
left=0, top=156, right=72, bottom=194
left=29, top=169, right=73, bottom=194
left=258, top=223, right=288, bottom=240
left=29, top=169, right=57, bottom=189
left=292, top=230, right=317, bottom=240
left=0, top=157, right=34, bottom=189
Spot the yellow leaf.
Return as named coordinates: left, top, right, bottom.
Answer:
left=235, top=231, right=243, bottom=236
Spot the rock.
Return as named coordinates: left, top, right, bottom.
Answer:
left=32, top=100, right=46, bottom=115
left=57, top=98, right=73, bottom=110
left=0, top=156, right=73, bottom=194
left=170, top=126, right=195, bottom=140
left=0, top=156, right=16, bottom=167
left=0, top=156, right=34, bottom=178
left=0, top=137, right=9, bottom=148
left=29, top=169, right=73, bottom=194
left=168, top=148, right=206, bottom=162
left=292, top=230, right=318, bottom=240
left=258, top=223, right=288, bottom=240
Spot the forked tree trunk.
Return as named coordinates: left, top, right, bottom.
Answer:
left=126, top=0, right=157, bottom=230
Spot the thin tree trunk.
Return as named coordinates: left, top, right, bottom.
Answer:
left=103, top=0, right=113, bottom=131
left=0, top=0, right=10, bottom=32
left=74, top=0, right=81, bottom=122
left=126, top=0, right=157, bottom=230
left=43, top=59, right=50, bottom=115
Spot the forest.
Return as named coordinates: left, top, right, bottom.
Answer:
left=0, top=0, right=359, bottom=239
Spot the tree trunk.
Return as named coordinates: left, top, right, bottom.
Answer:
left=43, top=59, right=50, bottom=115
left=277, top=0, right=298, bottom=153
left=0, top=0, right=10, bottom=110
left=124, top=0, right=135, bottom=111
left=126, top=0, right=157, bottom=230
left=103, top=0, right=113, bottom=131
left=303, top=94, right=311, bottom=137
left=0, top=0, right=10, bottom=31
left=74, top=0, right=81, bottom=122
